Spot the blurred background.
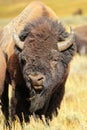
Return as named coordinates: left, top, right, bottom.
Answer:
left=0, top=0, right=87, bottom=26
left=0, top=0, right=87, bottom=130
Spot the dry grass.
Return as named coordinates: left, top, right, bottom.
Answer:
left=0, top=55, right=87, bottom=130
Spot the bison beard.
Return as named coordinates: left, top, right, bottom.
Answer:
left=5, top=2, right=76, bottom=124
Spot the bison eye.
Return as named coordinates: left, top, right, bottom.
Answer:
left=20, top=57, right=26, bottom=66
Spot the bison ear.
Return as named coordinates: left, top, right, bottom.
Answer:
left=57, top=27, right=75, bottom=51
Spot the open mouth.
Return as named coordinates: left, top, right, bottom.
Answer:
left=31, top=83, right=44, bottom=92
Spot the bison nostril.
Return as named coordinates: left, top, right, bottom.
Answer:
left=38, top=77, right=44, bottom=81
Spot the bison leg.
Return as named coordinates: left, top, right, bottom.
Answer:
left=1, top=81, right=9, bottom=126
left=9, top=81, right=17, bottom=122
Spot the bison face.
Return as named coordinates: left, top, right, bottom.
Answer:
left=19, top=49, right=64, bottom=112
left=13, top=19, right=75, bottom=113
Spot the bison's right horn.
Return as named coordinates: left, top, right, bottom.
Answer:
left=13, top=29, right=24, bottom=50
left=57, top=27, right=75, bottom=51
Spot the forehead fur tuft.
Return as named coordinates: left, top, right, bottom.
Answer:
left=19, top=17, right=68, bottom=42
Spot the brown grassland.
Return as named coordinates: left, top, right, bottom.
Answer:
left=0, top=0, right=87, bottom=130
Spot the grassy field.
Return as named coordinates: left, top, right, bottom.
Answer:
left=0, top=54, right=87, bottom=130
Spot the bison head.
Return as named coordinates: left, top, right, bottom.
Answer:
left=13, top=17, right=75, bottom=113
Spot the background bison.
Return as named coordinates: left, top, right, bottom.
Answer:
left=74, top=25, right=87, bottom=55
left=0, top=1, right=76, bottom=124
left=73, top=8, right=83, bottom=15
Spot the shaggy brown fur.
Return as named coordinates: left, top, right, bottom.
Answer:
left=7, top=54, right=30, bottom=122
left=7, top=16, right=76, bottom=123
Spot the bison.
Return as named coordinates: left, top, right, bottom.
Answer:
left=73, top=8, right=83, bottom=16
left=0, top=1, right=76, bottom=123
left=74, top=25, right=87, bottom=55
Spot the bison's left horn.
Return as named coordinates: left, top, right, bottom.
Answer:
left=13, top=29, right=24, bottom=50
left=57, top=27, right=75, bottom=51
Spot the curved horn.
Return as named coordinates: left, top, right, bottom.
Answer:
left=57, top=27, right=75, bottom=51
left=12, top=29, right=24, bottom=50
